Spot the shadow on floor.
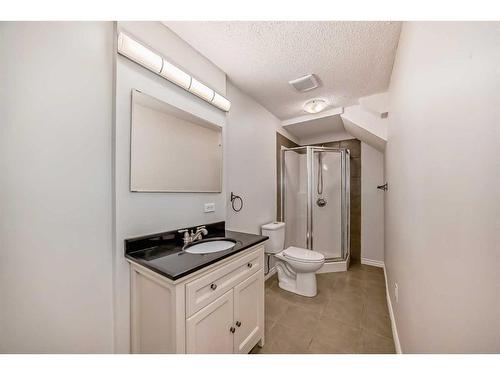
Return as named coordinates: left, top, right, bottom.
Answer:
left=251, top=263, right=395, bottom=354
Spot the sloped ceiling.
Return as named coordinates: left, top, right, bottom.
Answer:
left=164, top=21, right=402, bottom=120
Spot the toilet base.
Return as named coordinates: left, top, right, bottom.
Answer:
left=275, top=261, right=319, bottom=297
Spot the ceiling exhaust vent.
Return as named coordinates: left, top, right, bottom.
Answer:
left=289, top=74, right=320, bottom=92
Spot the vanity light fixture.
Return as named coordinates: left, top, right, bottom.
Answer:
left=303, top=98, right=328, bottom=114
left=189, top=78, right=215, bottom=102
left=117, top=32, right=231, bottom=112
left=211, top=92, right=231, bottom=112
left=159, top=59, right=191, bottom=90
left=118, top=32, right=163, bottom=73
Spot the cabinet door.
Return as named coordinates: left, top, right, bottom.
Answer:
left=233, top=270, right=264, bottom=353
left=186, top=289, right=234, bottom=353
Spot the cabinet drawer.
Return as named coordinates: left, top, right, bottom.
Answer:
left=185, top=247, right=263, bottom=317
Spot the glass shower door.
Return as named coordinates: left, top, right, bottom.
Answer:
left=310, top=148, right=344, bottom=260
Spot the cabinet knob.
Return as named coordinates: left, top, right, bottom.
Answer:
left=229, top=326, right=235, bottom=333
left=210, top=283, right=217, bottom=290
left=247, top=262, right=252, bottom=268
left=235, top=321, right=241, bottom=327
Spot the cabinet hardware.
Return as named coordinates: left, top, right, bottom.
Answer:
left=235, top=321, right=241, bottom=327
left=247, top=263, right=252, bottom=268
left=210, top=283, right=217, bottom=290
left=229, top=326, right=235, bottom=333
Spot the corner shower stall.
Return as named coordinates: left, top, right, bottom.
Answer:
left=281, top=146, right=350, bottom=272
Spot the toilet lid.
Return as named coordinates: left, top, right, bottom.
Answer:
left=283, top=247, right=325, bottom=263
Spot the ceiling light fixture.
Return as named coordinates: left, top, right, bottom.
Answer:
left=303, top=99, right=328, bottom=114
left=117, top=32, right=231, bottom=112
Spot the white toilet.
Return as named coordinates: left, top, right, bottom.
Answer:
left=261, top=222, right=325, bottom=297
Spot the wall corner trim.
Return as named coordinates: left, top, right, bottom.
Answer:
left=383, top=265, right=402, bottom=354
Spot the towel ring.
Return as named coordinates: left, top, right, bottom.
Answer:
left=230, top=192, right=243, bottom=212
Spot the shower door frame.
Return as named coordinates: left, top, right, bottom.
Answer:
left=280, top=146, right=350, bottom=262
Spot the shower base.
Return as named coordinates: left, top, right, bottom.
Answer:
left=317, top=254, right=350, bottom=273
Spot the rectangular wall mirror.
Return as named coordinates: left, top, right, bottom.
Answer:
left=130, top=89, right=223, bottom=192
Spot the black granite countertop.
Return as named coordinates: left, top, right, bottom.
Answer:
left=124, top=222, right=268, bottom=281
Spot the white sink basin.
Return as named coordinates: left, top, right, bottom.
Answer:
left=184, top=240, right=236, bottom=254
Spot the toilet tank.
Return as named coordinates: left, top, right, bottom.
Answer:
left=261, top=222, right=285, bottom=254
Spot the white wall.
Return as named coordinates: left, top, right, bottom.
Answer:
left=385, top=22, right=500, bottom=353
left=341, top=106, right=388, bottom=151
left=361, top=142, right=385, bottom=264
left=0, top=22, right=114, bottom=353
left=113, top=22, right=228, bottom=353
left=225, top=82, right=297, bottom=235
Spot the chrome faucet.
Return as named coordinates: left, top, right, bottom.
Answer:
left=178, top=226, right=208, bottom=246
left=191, top=225, right=208, bottom=242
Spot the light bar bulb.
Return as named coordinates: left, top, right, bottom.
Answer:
left=212, top=92, right=231, bottom=112
left=189, top=78, right=215, bottom=102
left=117, top=33, right=163, bottom=73
left=160, top=59, right=191, bottom=90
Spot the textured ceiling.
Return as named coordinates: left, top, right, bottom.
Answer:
left=164, top=21, right=402, bottom=120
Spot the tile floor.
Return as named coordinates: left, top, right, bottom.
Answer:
left=251, top=263, right=395, bottom=354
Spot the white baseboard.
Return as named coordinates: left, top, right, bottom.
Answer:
left=361, top=257, right=385, bottom=268
left=383, top=265, right=402, bottom=354
left=265, top=266, right=277, bottom=281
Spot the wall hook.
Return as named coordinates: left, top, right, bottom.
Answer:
left=377, top=183, right=388, bottom=191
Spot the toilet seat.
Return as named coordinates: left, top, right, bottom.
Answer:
left=282, top=246, right=325, bottom=263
